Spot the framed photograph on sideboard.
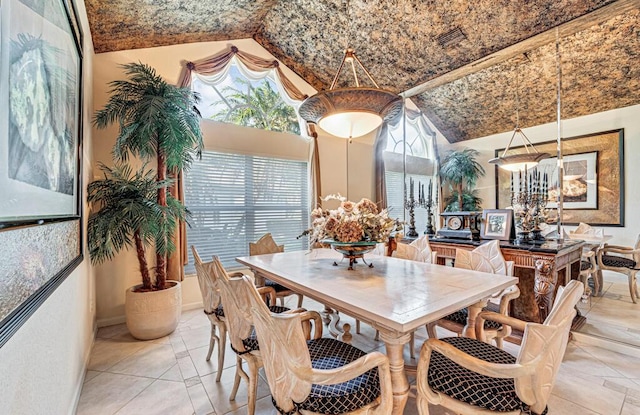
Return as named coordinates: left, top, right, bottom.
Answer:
left=481, top=209, right=515, bottom=241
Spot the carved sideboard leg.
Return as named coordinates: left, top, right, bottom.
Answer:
left=534, top=259, right=557, bottom=322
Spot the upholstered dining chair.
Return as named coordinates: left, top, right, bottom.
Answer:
left=212, top=256, right=293, bottom=415
left=191, top=246, right=231, bottom=382
left=392, top=242, right=427, bottom=262
left=416, top=280, right=584, bottom=415
left=249, top=233, right=304, bottom=308
left=597, top=234, right=640, bottom=303
left=245, top=275, right=394, bottom=415
left=427, top=241, right=520, bottom=349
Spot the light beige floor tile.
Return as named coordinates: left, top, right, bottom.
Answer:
left=553, top=368, right=625, bottom=414
left=97, top=323, right=130, bottom=339
left=546, top=394, right=600, bottom=415
left=187, top=382, right=215, bottom=415
left=87, top=338, right=148, bottom=371
left=159, top=363, right=184, bottom=382
left=621, top=396, right=640, bottom=415
left=201, top=363, right=271, bottom=415
left=579, top=345, right=640, bottom=380
left=561, top=343, right=625, bottom=378
left=115, top=379, right=193, bottom=415
left=109, top=343, right=177, bottom=378
left=76, top=372, right=154, bottom=415
left=169, top=332, right=188, bottom=355
left=84, top=370, right=101, bottom=383
left=181, top=324, right=215, bottom=350
left=189, top=343, right=236, bottom=378
left=177, top=354, right=199, bottom=380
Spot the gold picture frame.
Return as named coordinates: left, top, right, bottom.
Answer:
left=495, top=129, right=624, bottom=226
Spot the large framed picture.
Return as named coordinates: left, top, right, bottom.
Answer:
left=0, top=0, right=83, bottom=227
left=0, top=0, right=83, bottom=348
left=480, top=209, right=514, bottom=241
left=495, top=129, right=624, bottom=226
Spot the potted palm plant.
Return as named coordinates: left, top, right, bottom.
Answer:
left=439, top=148, right=485, bottom=211
left=89, top=62, right=203, bottom=339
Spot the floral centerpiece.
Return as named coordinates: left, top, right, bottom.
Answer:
left=300, top=194, right=402, bottom=246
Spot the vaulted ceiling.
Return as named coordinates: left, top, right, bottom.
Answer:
left=85, top=0, right=640, bottom=142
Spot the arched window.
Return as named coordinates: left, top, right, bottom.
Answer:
left=383, top=108, right=437, bottom=236
left=192, top=64, right=302, bottom=135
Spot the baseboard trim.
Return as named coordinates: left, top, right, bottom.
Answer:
left=97, top=301, right=204, bottom=328
left=572, top=331, right=640, bottom=358
left=69, top=323, right=98, bottom=415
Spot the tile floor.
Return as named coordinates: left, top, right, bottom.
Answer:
left=78, top=290, right=640, bottom=415
left=576, top=270, right=640, bottom=349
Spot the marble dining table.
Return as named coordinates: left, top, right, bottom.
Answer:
left=236, top=248, right=517, bottom=414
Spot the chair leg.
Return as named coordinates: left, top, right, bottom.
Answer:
left=355, top=320, right=361, bottom=334
left=409, top=332, right=415, bottom=359
left=416, top=394, right=431, bottom=415
left=230, top=356, right=244, bottom=401
left=296, top=294, right=304, bottom=309
left=495, top=337, right=504, bottom=350
left=206, top=323, right=216, bottom=362
left=279, top=296, right=285, bottom=307
left=246, top=357, right=260, bottom=415
left=629, top=271, right=638, bottom=304
left=374, top=329, right=379, bottom=341
left=426, top=322, right=437, bottom=339
left=216, top=324, right=227, bottom=382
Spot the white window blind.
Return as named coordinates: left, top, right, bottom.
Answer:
left=185, top=150, right=309, bottom=272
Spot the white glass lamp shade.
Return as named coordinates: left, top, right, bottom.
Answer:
left=299, top=87, right=402, bottom=139
left=489, top=153, right=550, bottom=171
left=318, top=111, right=383, bottom=139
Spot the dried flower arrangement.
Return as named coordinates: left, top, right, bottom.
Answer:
left=300, top=194, right=402, bottom=246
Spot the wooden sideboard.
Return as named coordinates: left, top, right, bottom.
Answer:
left=389, top=237, right=585, bottom=325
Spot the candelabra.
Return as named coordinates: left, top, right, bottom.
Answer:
left=417, top=179, right=436, bottom=235
left=404, top=178, right=419, bottom=237
left=511, top=167, right=549, bottom=244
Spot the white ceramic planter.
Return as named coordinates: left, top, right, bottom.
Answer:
left=125, top=281, right=182, bottom=340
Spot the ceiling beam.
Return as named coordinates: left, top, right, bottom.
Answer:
left=404, top=0, right=640, bottom=97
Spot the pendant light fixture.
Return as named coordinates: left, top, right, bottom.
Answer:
left=488, top=62, right=551, bottom=172
left=298, top=1, right=402, bottom=139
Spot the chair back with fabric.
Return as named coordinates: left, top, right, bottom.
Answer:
left=191, top=246, right=221, bottom=314
left=454, top=249, right=495, bottom=273
left=211, top=257, right=256, bottom=354
left=245, top=276, right=313, bottom=412
left=190, top=246, right=227, bottom=382
left=392, top=242, right=427, bottom=262
left=473, top=240, right=514, bottom=276
left=515, top=280, right=584, bottom=414
left=410, top=235, right=436, bottom=263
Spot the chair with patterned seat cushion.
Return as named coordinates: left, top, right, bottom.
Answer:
left=250, top=233, right=304, bottom=308
left=597, top=234, right=640, bottom=303
left=416, top=280, right=584, bottom=415
left=212, top=256, right=296, bottom=415
left=427, top=242, right=520, bottom=349
left=244, top=275, right=393, bottom=415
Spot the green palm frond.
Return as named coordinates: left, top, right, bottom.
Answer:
left=440, top=148, right=485, bottom=189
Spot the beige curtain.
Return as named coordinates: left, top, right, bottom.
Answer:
left=307, top=124, right=322, bottom=208
left=177, top=45, right=307, bottom=101
left=373, top=122, right=389, bottom=209
left=167, top=170, right=186, bottom=282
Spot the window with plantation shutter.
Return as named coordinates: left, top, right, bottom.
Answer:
left=184, top=150, right=309, bottom=272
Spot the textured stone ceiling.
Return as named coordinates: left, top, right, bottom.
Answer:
left=85, top=0, right=640, bottom=142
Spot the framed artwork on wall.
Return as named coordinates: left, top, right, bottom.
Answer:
left=0, top=0, right=83, bottom=348
left=495, top=129, right=624, bottom=226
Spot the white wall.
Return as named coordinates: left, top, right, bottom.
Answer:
left=438, top=104, right=640, bottom=246
left=0, top=1, right=96, bottom=413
